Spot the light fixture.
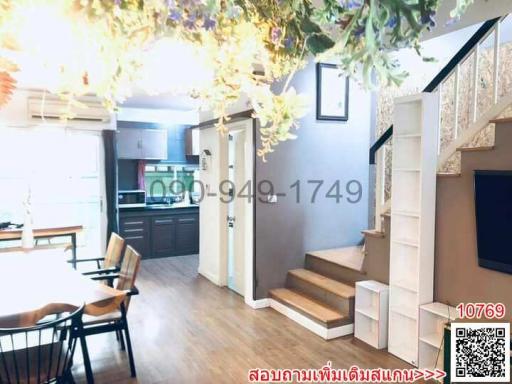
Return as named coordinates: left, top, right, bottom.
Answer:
left=201, top=149, right=212, bottom=171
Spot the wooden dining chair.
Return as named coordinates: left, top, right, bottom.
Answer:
left=80, top=245, right=141, bottom=378
left=0, top=305, right=85, bottom=384
left=79, top=233, right=125, bottom=283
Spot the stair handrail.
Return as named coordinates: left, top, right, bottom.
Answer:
left=369, top=16, right=501, bottom=165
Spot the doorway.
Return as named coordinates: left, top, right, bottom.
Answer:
left=227, top=129, right=247, bottom=295
left=197, top=118, right=254, bottom=304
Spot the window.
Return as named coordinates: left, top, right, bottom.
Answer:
left=0, top=126, right=105, bottom=257
left=144, top=164, right=198, bottom=201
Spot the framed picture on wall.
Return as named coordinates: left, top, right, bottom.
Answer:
left=316, top=63, right=349, bottom=121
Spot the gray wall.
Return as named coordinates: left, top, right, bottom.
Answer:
left=254, top=61, right=375, bottom=299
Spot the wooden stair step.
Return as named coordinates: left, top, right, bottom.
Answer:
left=362, top=229, right=385, bottom=238
left=288, top=269, right=355, bottom=299
left=306, top=246, right=364, bottom=272
left=437, top=172, right=461, bottom=178
left=269, top=288, right=347, bottom=327
left=490, top=117, right=512, bottom=124
left=457, top=145, right=495, bottom=152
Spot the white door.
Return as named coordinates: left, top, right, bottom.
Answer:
left=227, top=129, right=247, bottom=295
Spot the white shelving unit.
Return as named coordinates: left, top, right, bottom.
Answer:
left=419, top=303, right=458, bottom=370
left=388, top=93, right=440, bottom=366
left=354, top=280, right=389, bottom=349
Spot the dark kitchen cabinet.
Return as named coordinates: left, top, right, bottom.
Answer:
left=119, top=207, right=199, bottom=258
left=117, top=127, right=168, bottom=160
left=119, top=215, right=150, bottom=259
left=151, top=216, right=176, bottom=258
left=175, top=214, right=199, bottom=255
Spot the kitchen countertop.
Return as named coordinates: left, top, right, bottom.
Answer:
left=119, top=203, right=199, bottom=212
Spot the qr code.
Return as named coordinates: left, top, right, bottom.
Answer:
left=451, top=323, right=510, bottom=382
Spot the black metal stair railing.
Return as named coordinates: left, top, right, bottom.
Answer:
left=369, top=17, right=501, bottom=165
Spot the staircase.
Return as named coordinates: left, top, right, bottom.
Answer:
left=267, top=15, right=512, bottom=344
left=268, top=213, right=391, bottom=340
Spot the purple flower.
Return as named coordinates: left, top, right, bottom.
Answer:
left=284, top=36, right=294, bottom=49
left=184, top=14, right=197, bottom=29
left=421, top=11, right=436, bottom=28
left=271, top=27, right=282, bottom=44
left=386, top=16, right=398, bottom=29
left=168, top=9, right=182, bottom=22
left=345, top=0, right=363, bottom=10
left=203, top=16, right=216, bottom=31
left=353, top=25, right=365, bottom=38
left=114, top=0, right=121, bottom=5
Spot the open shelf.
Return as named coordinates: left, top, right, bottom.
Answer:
left=389, top=310, right=418, bottom=365
left=392, top=238, right=419, bottom=248
left=393, top=210, right=420, bottom=218
left=419, top=341, right=444, bottom=370
left=418, top=302, right=457, bottom=370
left=420, top=333, right=442, bottom=348
left=392, top=215, right=419, bottom=241
left=390, top=306, right=418, bottom=321
left=388, top=93, right=438, bottom=367
left=355, top=280, right=388, bottom=349
left=394, top=168, right=421, bottom=172
left=392, top=172, right=420, bottom=213
left=389, top=285, right=418, bottom=320
left=391, top=279, right=418, bottom=293
left=355, top=312, right=379, bottom=347
left=356, top=306, right=378, bottom=321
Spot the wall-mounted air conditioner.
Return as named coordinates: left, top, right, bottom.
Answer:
left=27, top=97, right=111, bottom=123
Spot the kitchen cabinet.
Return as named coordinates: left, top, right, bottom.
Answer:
left=151, top=216, right=176, bottom=258
left=119, top=207, right=199, bottom=258
left=117, top=128, right=168, bottom=160
left=175, top=214, right=199, bottom=255
left=119, top=215, right=151, bottom=259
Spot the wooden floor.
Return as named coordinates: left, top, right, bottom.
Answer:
left=74, top=255, right=409, bottom=383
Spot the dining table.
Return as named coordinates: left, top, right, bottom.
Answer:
left=0, top=224, right=83, bottom=268
left=0, top=248, right=127, bottom=383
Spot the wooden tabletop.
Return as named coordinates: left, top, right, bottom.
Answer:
left=0, top=225, right=83, bottom=241
left=0, top=249, right=126, bottom=328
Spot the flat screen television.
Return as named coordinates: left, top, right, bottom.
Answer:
left=474, top=170, right=512, bottom=274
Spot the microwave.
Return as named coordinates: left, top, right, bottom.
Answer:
left=118, top=190, right=146, bottom=208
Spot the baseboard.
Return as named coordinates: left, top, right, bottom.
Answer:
left=269, top=299, right=353, bottom=340
left=245, top=298, right=270, bottom=309
left=198, top=268, right=221, bottom=286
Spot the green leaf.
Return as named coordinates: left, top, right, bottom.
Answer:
left=300, top=17, right=322, bottom=34
left=306, top=34, right=335, bottom=54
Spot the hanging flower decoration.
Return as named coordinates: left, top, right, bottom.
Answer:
left=0, top=0, right=470, bottom=159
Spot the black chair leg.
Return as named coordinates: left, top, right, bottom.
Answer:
left=79, top=334, right=94, bottom=384
left=118, top=327, right=126, bottom=351
left=120, top=306, right=136, bottom=378
left=64, top=370, right=76, bottom=384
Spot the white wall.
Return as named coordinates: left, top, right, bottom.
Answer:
left=422, top=0, right=512, bottom=41
left=198, top=126, right=228, bottom=285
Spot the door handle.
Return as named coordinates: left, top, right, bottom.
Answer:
left=155, top=219, right=174, bottom=224
left=123, top=228, right=143, bottom=233
left=125, top=235, right=144, bottom=240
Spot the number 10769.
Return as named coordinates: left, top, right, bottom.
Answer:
left=456, top=303, right=506, bottom=319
